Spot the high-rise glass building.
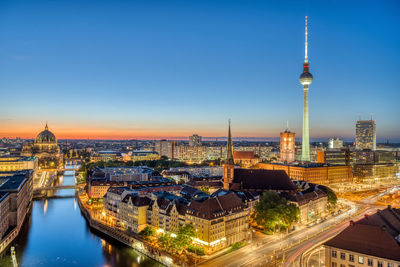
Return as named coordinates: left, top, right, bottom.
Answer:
left=355, top=120, right=376, bottom=150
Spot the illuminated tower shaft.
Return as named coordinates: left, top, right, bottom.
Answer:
left=302, top=85, right=310, bottom=161
left=299, top=16, right=313, bottom=162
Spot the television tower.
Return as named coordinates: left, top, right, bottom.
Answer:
left=299, top=16, right=313, bottom=162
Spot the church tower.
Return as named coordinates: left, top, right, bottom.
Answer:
left=223, top=120, right=234, bottom=190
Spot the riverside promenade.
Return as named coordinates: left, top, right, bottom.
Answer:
left=76, top=193, right=180, bottom=267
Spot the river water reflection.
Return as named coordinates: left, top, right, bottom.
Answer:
left=0, top=167, right=162, bottom=267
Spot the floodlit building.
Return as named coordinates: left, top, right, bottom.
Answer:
left=280, top=129, right=296, bottom=163
left=328, top=138, right=343, bottom=149
left=186, top=192, right=249, bottom=252
left=324, top=206, right=400, bottom=267
left=154, top=140, right=175, bottom=159
left=258, top=162, right=353, bottom=185
left=189, top=134, right=202, bottom=147
left=21, top=123, right=63, bottom=168
left=0, top=156, right=38, bottom=175
left=233, top=151, right=261, bottom=167
left=90, top=151, right=123, bottom=162
left=317, top=148, right=351, bottom=165
left=356, top=120, right=376, bottom=150
left=0, top=170, right=33, bottom=253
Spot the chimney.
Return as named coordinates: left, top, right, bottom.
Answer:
left=349, top=220, right=355, bottom=226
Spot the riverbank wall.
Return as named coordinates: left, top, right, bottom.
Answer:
left=0, top=202, right=32, bottom=255
left=77, top=195, right=178, bottom=267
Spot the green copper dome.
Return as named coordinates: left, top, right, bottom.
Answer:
left=35, top=123, right=57, bottom=143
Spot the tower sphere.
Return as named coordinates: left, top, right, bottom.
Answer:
left=299, top=71, right=313, bottom=86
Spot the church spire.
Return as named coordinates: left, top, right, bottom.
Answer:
left=226, top=119, right=234, bottom=164
left=45, top=121, right=48, bottom=131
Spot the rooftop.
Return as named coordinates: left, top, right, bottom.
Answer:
left=324, top=206, right=400, bottom=261
left=0, top=172, right=29, bottom=192
left=231, top=168, right=297, bottom=191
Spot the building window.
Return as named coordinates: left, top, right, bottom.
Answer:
left=331, top=263, right=337, bottom=267
left=340, top=252, right=345, bottom=260
left=332, top=250, right=337, bottom=258
left=367, top=259, right=373, bottom=266
left=358, top=256, right=364, bottom=264
left=349, top=254, right=354, bottom=262
left=387, top=264, right=393, bottom=267
left=378, top=261, right=383, bottom=267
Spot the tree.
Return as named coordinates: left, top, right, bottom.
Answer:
left=252, top=191, right=299, bottom=234
left=173, top=224, right=196, bottom=251
left=319, top=186, right=338, bottom=210
left=139, top=226, right=155, bottom=239
left=158, top=233, right=173, bottom=249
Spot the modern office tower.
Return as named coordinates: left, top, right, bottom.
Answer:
left=299, top=16, right=313, bottom=162
left=328, top=138, right=343, bottom=149
left=223, top=120, right=234, bottom=190
left=154, top=140, right=175, bottom=159
left=189, top=134, right=202, bottom=146
left=280, top=129, right=295, bottom=163
left=355, top=120, right=376, bottom=150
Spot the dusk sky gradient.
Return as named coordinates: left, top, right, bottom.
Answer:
left=0, top=0, right=399, bottom=140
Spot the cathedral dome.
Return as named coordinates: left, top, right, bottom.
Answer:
left=35, top=123, right=57, bottom=143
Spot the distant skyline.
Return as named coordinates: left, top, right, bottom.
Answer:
left=1, top=0, right=399, bottom=141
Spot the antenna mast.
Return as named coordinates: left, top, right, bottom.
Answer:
left=305, top=16, right=308, bottom=63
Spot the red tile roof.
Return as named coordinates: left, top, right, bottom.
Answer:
left=233, top=151, right=258, bottom=160
left=187, top=193, right=245, bottom=220
left=324, top=207, right=400, bottom=261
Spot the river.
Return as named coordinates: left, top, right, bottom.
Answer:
left=0, top=166, right=162, bottom=267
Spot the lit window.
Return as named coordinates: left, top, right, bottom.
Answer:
left=358, top=256, right=364, bottom=264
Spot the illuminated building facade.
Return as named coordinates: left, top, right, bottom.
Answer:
left=21, top=123, right=63, bottom=168
left=356, top=120, right=376, bottom=150
left=328, top=138, right=343, bottom=149
left=280, top=130, right=296, bottom=163
left=186, top=193, right=249, bottom=252
left=189, top=134, right=202, bottom=146
left=317, top=149, right=351, bottom=165
left=0, top=156, right=38, bottom=175
left=299, top=16, right=313, bottom=162
left=0, top=170, right=33, bottom=253
left=154, top=140, right=175, bottom=159
left=258, top=162, right=353, bottom=185
left=324, top=207, right=400, bottom=267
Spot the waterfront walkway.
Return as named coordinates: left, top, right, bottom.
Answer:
left=77, top=193, right=182, bottom=267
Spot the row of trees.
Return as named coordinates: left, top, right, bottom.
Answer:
left=139, top=224, right=204, bottom=255
left=252, top=191, right=300, bottom=234
left=78, top=157, right=222, bottom=173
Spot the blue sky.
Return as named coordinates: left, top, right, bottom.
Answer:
left=0, top=0, right=399, bottom=140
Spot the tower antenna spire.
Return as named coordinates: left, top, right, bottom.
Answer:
left=305, top=16, right=308, bottom=63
